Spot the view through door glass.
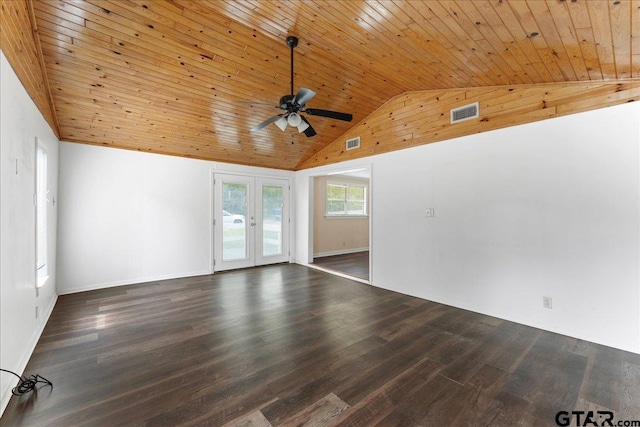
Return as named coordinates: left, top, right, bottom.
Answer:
left=222, top=181, right=248, bottom=261
left=262, top=185, right=283, bottom=257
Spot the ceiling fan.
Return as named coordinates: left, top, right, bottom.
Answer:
left=250, top=36, right=353, bottom=137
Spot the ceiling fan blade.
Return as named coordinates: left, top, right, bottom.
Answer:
left=250, top=114, right=284, bottom=132
left=304, top=108, right=353, bottom=122
left=301, top=116, right=316, bottom=137
left=293, top=87, right=316, bottom=107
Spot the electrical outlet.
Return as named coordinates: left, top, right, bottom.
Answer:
left=543, top=296, right=552, bottom=309
left=425, top=208, right=435, bottom=217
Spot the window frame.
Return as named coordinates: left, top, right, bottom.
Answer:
left=325, top=181, right=368, bottom=218
left=36, top=142, right=48, bottom=287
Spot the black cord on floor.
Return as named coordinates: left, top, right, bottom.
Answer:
left=0, top=369, right=53, bottom=396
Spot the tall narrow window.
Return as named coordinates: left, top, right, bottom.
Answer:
left=36, top=145, right=48, bottom=285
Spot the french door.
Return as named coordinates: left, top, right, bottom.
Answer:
left=213, top=174, right=290, bottom=271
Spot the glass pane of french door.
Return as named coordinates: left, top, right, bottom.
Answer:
left=214, top=174, right=255, bottom=271
left=261, top=185, right=283, bottom=257
left=255, top=178, right=289, bottom=266
left=222, top=181, right=248, bottom=261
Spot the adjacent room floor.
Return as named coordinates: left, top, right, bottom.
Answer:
left=2, top=264, right=639, bottom=426
left=312, top=251, right=369, bottom=281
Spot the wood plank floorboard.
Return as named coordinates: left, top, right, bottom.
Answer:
left=1, top=264, right=639, bottom=426
left=312, top=252, right=369, bottom=280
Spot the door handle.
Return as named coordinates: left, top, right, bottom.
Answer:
left=251, top=222, right=256, bottom=226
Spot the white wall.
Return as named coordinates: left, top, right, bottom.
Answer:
left=1, top=51, right=59, bottom=414
left=295, top=102, right=640, bottom=354
left=57, top=142, right=294, bottom=294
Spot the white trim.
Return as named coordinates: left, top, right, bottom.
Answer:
left=0, top=295, right=57, bottom=417
left=287, top=180, right=295, bottom=264
left=307, top=176, right=315, bottom=264
left=326, top=168, right=366, bottom=176
left=211, top=170, right=295, bottom=272
left=35, top=139, right=49, bottom=288
left=368, top=164, right=373, bottom=284
left=210, top=169, right=215, bottom=274
left=325, top=215, right=369, bottom=219
left=313, top=247, right=369, bottom=258
left=308, top=163, right=372, bottom=179
left=37, top=275, right=49, bottom=288
left=306, top=162, right=373, bottom=278
left=211, top=168, right=288, bottom=181
left=56, top=270, right=211, bottom=295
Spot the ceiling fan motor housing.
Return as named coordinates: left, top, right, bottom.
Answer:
left=279, top=94, right=295, bottom=110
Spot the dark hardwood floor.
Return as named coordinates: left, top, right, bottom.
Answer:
left=312, top=251, right=369, bottom=280
left=2, top=264, right=639, bottom=426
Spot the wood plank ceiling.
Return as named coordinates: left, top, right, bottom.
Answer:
left=2, top=0, right=639, bottom=170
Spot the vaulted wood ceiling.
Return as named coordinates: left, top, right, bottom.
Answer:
left=2, top=0, right=639, bottom=170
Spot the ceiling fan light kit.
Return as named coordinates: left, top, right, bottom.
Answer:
left=296, top=120, right=310, bottom=133
left=275, top=117, right=288, bottom=131
left=249, top=36, right=353, bottom=137
left=287, top=113, right=302, bottom=127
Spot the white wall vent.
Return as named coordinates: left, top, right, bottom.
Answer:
left=346, top=137, right=361, bottom=150
left=450, top=102, right=479, bottom=124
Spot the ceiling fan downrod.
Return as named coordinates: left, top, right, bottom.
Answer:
left=286, top=36, right=298, bottom=97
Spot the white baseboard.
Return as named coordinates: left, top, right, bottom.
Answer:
left=1, top=294, right=58, bottom=417
left=313, top=247, right=369, bottom=258
left=57, top=270, right=213, bottom=295
left=371, top=282, right=640, bottom=356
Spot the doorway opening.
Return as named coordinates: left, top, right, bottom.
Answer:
left=309, top=167, right=371, bottom=282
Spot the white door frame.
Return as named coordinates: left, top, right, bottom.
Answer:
left=213, top=172, right=291, bottom=272
left=306, top=164, right=373, bottom=284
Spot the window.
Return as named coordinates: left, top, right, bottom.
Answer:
left=36, top=145, right=48, bottom=286
left=326, top=182, right=367, bottom=216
